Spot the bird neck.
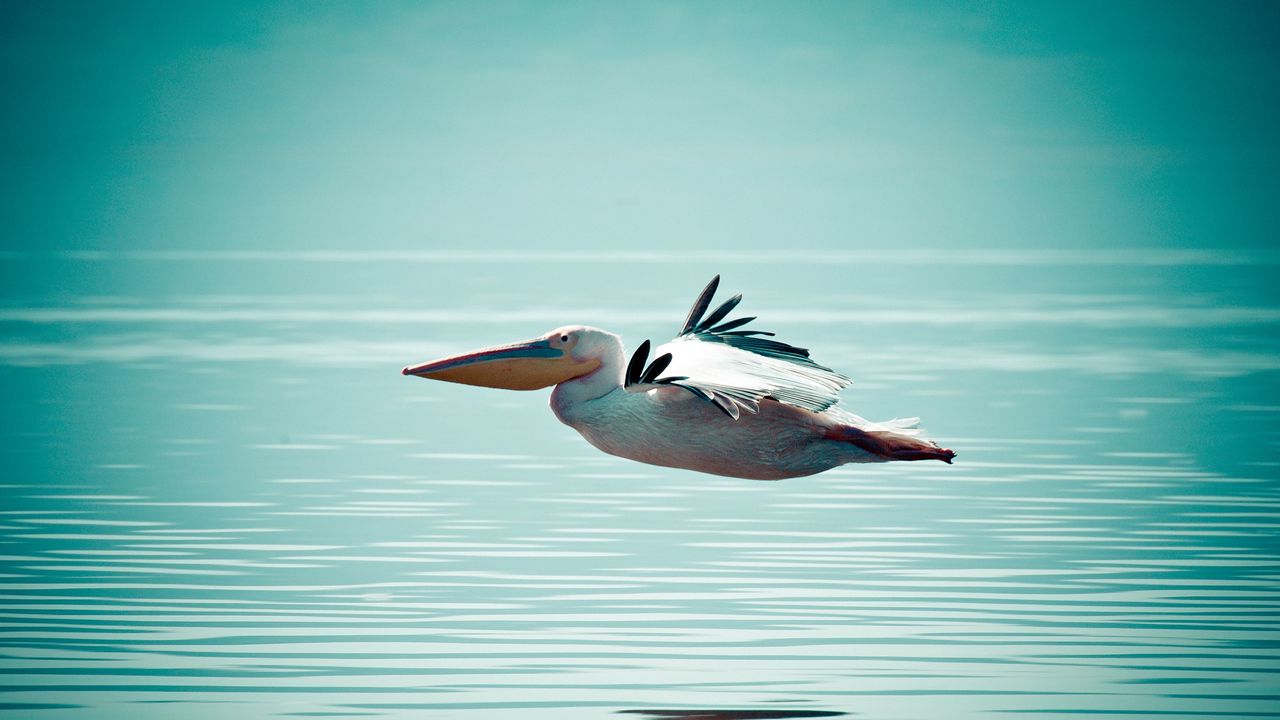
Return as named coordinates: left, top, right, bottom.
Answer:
left=549, top=333, right=625, bottom=418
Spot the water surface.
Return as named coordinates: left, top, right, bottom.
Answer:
left=1, top=250, right=1278, bottom=719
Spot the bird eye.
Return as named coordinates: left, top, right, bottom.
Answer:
left=560, top=334, right=570, bottom=342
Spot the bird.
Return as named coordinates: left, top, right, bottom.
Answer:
left=402, top=275, right=955, bottom=480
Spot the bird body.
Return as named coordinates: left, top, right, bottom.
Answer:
left=403, top=276, right=954, bottom=479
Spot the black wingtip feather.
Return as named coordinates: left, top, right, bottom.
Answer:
left=680, top=275, right=720, bottom=336
left=625, top=339, right=650, bottom=387
left=640, top=352, right=673, bottom=384
left=697, top=294, right=742, bottom=332
left=708, top=316, right=756, bottom=333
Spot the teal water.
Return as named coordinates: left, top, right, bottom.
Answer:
left=1, top=250, right=1278, bottom=719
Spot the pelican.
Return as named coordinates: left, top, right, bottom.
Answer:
left=402, top=276, right=955, bottom=480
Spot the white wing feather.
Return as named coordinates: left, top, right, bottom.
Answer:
left=622, top=275, right=852, bottom=420
left=649, top=334, right=851, bottom=418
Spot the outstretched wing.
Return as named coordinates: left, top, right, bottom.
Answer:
left=625, top=275, right=851, bottom=419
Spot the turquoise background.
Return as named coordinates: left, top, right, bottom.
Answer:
left=2, top=3, right=1278, bottom=719
left=4, top=1, right=1279, bottom=257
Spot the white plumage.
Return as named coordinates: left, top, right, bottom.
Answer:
left=404, top=275, right=955, bottom=479
left=643, top=335, right=851, bottom=419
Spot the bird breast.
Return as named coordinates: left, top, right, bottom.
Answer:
left=553, top=386, right=854, bottom=480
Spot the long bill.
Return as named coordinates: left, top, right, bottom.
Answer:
left=402, top=337, right=599, bottom=390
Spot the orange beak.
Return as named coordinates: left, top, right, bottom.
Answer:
left=402, top=337, right=600, bottom=390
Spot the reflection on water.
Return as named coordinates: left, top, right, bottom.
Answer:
left=621, top=711, right=846, bottom=719
left=1, top=252, right=1278, bottom=719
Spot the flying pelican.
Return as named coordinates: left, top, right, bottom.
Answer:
left=402, top=276, right=955, bottom=480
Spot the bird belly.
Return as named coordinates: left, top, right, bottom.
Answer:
left=559, top=388, right=861, bottom=480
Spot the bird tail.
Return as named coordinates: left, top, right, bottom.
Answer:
left=825, top=414, right=956, bottom=464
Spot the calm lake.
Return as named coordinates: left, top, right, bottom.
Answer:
left=2, top=249, right=1278, bottom=719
